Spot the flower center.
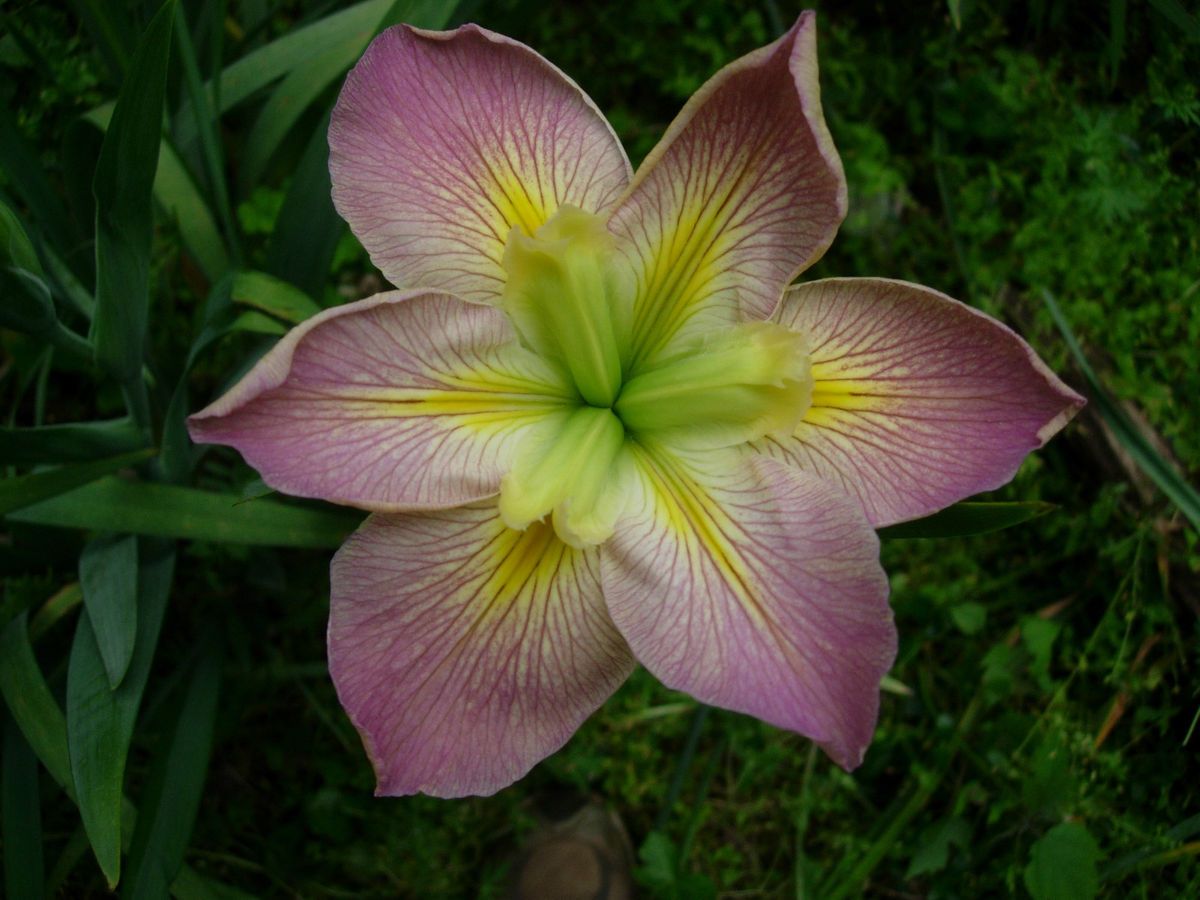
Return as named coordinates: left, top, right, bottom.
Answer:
left=497, top=206, right=813, bottom=547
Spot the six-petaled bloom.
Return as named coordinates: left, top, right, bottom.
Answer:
left=189, top=12, right=1083, bottom=797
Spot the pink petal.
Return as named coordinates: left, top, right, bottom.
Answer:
left=608, top=11, right=846, bottom=365
left=188, top=291, right=572, bottom=511
left=757, top=278, right=1086, bottom=527
left=602, top=448, right=895, bottom=770
left=329, top=24, right=632, bottom=303
left=329, top=507, right=635, bottom=797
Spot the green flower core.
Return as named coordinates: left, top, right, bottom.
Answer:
left=498, top=206, right=813, bottom=547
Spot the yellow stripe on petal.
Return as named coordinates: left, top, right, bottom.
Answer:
left=601, top=450, right=895, bottom=772
left=330, top=506, right=634, bottom=797
left=609, top=13, right=846, bottom=367
left=756, top=278, right=1085, bottom=527
left=189, top=291, right=575, bottom=512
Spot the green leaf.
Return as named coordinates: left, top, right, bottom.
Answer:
left=1147, top=0, right=1200, bottom=39
left=67, top=540, right=174, bottom=889
left=66, top=0, right=136, bottom=82
left=87, top=103, right=231, bottom=283
left=0, top=449, right=156, bottom=516
left=905, top=816, right=971, bottom=878
left=0, top=197, right=42, bottom=273
left=232, top=270, right=321, bottom=324
left=90, top=0, right=176, bottom=386
left=3, top=709, right=45, bottom=900
left=239, top=44, right=358, bottom=193
left=1024, top=822, right=1101, bottom=900
left=9, top=477, right=364, bottom=548
left=0, top=419, right=145, bottom=466
left=877, top=501, right=1055, bottom=539
left=122, top=641, right=221, bottom=900
left=1041, top=288, right=1200, bottom=533
left=173, top=4, right=241, bottom=268
left=173, top=0, right=394, bottom=151
left=0, top=105, right=82, bottom=266
left=265, top=110, right=343, bottom=299
left=79, top=535, right=139, bottom=689
left=949, top=601, right=988, bottom=635
left=0, top=614, right=73, bottom=792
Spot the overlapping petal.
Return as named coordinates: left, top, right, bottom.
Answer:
left=756, top=278, right=1085, bottom=527
left=329, top=24, right=632, bottom=303
left=601, top=448, right=895, bottom=769
left=329, top=506, right=635, bottom=797
left=189, top=291, right=572, bottom=511
left=608, top=11, right=846, bottom=367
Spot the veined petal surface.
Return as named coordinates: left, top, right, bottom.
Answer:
left=609, top=11, right=846, bottom=367
left=602, top=448, right=895, bottom=770
left=330, top=24, right=632, bottom=303
left=329, top=507, right=634, bottom=797
left=189, top=291, right=572, bottom=511
left=757, top=278, right=1086, bottom=527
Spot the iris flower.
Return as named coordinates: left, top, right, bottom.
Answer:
left=190, top=12, right=1082, bottom=797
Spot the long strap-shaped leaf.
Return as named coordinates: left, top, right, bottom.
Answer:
left=1042, top=288, right=1200, bottom=532
left=68, top=539, right=174, bottom=888
left=9, top=476, right=364, bottom=548
left=89, top=0, right=176, bottom=428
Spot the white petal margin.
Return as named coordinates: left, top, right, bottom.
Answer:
left=758, top=278, right=1086, bottom=527
left=329, top=506, right=635, bottom=797
left=329, top=24, right=632, bottom=304
left=601, top=448, right=896, bottom=770
left=189, top=291, right=573, bottom=512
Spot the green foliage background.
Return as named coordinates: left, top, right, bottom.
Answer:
left=1, top=0, right=1197, bottom=897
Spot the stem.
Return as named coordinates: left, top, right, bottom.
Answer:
left=654, top=704, right=711, bottom=833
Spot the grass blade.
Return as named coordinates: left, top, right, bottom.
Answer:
left=173, top=3, right=241, bottom=267
left=0, top=614, right=73, bottom=792
left=79, top=535, right=140, bottom=689
left=0, top=419, right=145, bottom=466
left=1041, top=288, right=1200, bottom=531
left=3, top=709, right=45, bottom=900
left=173, top=0, right=393, bottom=150
left=0, top=449, right=156, bottom=516
left=90, top=0, right=176, bottom=418
left=86, top=103, right=232, bottom=283
left=232, top=270, right=321, bottom=323
left=67, top=540, right=175, bottom=888
left=877, top=501, right=1056, bottom=540
left=9, top=476, right=365, bottom=548
left=265, top=109, right=343, bottom=299
left=122, top=640, right=222, bottom=900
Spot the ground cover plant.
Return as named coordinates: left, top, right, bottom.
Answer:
left=1, top=0, right=1198, bottom=897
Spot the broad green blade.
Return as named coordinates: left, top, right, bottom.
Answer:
left=877, top=501, right=1055, bottom=540
left=90, top=0, right=177, bottom=386
left=67, top=540, right=174, bottom=888
left=232, top=270, right=321, bottom=323
left=0, top=198, right=42, bottom=273
left=0, top=614, right=73, bottom=792
left=173, top=4, right=241, bottom=268
left=265, top=110, right=343, bottom=299
left=9, top=477, right=365, bottom=548
left=239, top=43, right=359, bottom=193
left=1042, top=288, right=1200, bottom=532
left=0, top=106, right=82, bottom=266
left=85, top=104, right=230, bottom=282
left=3, top=710, right=46, bottom=900
left=122, top=642, right=221, bottom=900
left=79, top=535, right=139, bottom=689
left=0, top=419, right=145, bottom=466
left=173, top=0, right=393, bottom=151
left=0, top=449, right=156, bottom=516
